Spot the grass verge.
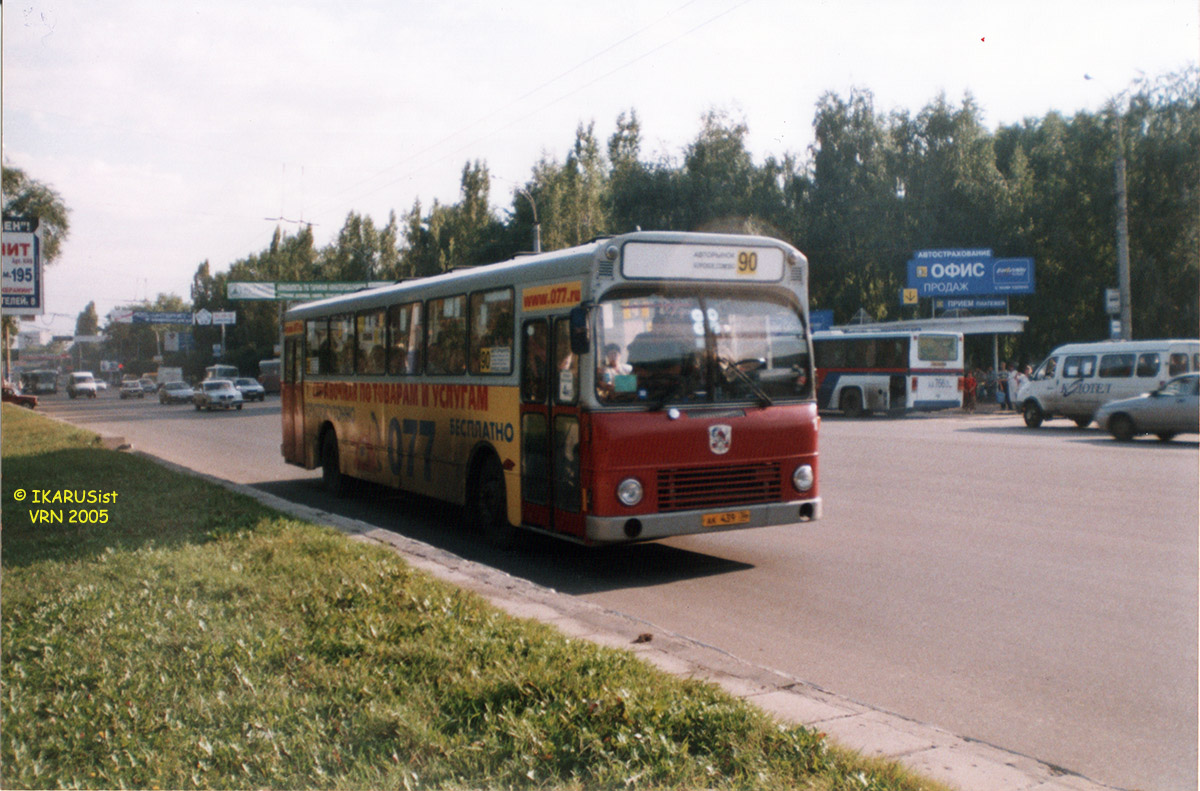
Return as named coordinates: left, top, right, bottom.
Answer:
left=2, top=405, right=948, bottom=790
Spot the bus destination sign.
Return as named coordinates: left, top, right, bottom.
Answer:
left=622, top=242, right=784, bottom=282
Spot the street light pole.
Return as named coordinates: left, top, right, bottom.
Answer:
left=517, top=188, right=541, bottom=253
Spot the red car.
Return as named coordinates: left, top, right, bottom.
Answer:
left=2, top=382, right=37, bottom=409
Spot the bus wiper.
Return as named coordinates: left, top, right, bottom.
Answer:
left=719, top=356, right=773, bottom=407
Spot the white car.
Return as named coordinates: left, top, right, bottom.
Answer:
left=159, top=381, right=195, bottom=404
left=193, top=379, right=244, bottom=411
left=1094, top=373, right=1200, bottom=442
left=233, top=377, right=266, bottom=402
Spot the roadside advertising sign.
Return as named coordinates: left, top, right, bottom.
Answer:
left=227, top=281, right=394, bottom=301
left=906, top=249, right=1034, bottom=297
left=2, top=215, right=43, bottom=313
left=132, top=311, right=194, bottom=324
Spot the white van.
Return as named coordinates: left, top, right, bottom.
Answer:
left=66, top=371, right=98, bottom=399
left=1017, top=339, right=1200, bottom=428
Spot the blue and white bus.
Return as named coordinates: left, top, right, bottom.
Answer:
left=813, top=329, right=964, bottom=416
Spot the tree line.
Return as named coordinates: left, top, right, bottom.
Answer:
left=8, top=67, right=1198, bottom=379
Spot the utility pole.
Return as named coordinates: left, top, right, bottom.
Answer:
left=1113, top=136, right=1133, bottom=340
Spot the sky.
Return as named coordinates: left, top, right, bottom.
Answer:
left=3, top=0, right=1197, bottom=338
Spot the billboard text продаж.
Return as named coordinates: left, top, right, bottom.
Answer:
left=906, top=250, right=1034, bottom=297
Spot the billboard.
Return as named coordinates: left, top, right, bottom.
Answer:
left=2, top=215, right=43, bottom=313
left=906, top=249, right=1034, bottom=297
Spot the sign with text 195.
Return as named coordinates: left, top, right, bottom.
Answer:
left=2, top=215, right=43, bottom=313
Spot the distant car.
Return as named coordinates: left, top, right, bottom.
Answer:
left=159, top=381, right=195, bottom=404
left=139, top=377, right=159, bottom=395
left=1094, top=373, right=1200, bottom=442
left=2, top=382, right=37, bottom=409
left=95, top=380, right=109, bottom=392
left=233, top=377, right=266, bottom=402
left=194, top=379, right=244, bottom=411
left=67, top=372, right=98, bottom=399
left=120, top=380, right=145, bottom=399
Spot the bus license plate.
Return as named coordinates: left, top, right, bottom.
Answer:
left=702, top=510, right=750, bottom=528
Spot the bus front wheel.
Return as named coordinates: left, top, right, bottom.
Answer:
left=472, top=455, right=515, bottom=549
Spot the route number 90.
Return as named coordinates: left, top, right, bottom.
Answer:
left=737, top=251, right=758, bottom=275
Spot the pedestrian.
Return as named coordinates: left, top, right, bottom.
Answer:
left=963, top=368, right=977, bottom=412
left=1013, top=364, right=1031, bottom=408
left=1005, top=362, right=1019, bottom=411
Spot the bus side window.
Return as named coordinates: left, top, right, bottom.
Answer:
left=522, top=320, right=549, bottom=403
left=1169, top=353, right=1189, bottom=376
left=307, top=319, right=330, bottom=375
left=469, top=288, right=514, bottom=375
left=329, top=314, right=355, bottom=374
left=426, top=295, right=466, bottom=375
left=356, top=309, right=386, bottom=375
left=1136, top=353, right=1160, bottom=378
left=387, top=302, right=422, bottom=375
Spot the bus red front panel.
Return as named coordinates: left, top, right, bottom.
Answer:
left=584, top=403, right=819, bottom=522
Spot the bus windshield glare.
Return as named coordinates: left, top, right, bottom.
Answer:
left=594, top=288, right=811, bottom=407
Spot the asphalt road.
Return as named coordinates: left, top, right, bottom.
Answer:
left=35, top=392, right=1199, bottom=791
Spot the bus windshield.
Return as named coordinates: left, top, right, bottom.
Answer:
left=594, top=288, right=811, bottom=407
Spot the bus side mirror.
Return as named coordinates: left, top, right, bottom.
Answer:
left=569, top=305, right=591, bottom=355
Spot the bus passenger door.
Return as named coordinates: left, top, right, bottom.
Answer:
left=282, top=336, right=305, bottom=464
left=518, top=317, right=585, bottom=537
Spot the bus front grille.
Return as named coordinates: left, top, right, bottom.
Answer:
left=656, top=463, right=782, bottom=511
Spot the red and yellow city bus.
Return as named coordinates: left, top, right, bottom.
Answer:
left=281, top=231, right=821, bottom=546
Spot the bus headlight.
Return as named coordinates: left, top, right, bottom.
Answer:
left=792, top=464, right=814, bottom=492
left=617, top=478, right=644, bottom=507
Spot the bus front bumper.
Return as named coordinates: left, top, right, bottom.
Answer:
left=583, top=497, right=822, bottom=545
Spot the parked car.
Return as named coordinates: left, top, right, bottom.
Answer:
left=1094, top=372, right=1200, bottom=442
left=2, top=381, right=37, bottom=409
left=194, top=379, right=244, bottom=411
left=159, top=381, right=195, bottom=404
left=233, top=377, right=266, bottom=402
left=67, top=372, right=98, bottom=399
left=119, top=379, right=145, bottom=399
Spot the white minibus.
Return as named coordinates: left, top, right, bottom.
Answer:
left=1017, top=339, right=1200, bottom=428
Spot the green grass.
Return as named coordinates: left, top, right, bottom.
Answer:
left=1, top=405, right=948, bottom=790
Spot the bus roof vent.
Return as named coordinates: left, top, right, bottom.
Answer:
left=598, top=259, right=615, bottom=279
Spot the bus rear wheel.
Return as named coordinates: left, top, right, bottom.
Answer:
left=472, top=455, right=515, bottom=549
left=321, top=430, right=347, bottom=497
left=839, top=389, right=864, bottom=418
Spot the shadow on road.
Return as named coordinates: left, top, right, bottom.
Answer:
left=251, top=477, right=754, bottom=596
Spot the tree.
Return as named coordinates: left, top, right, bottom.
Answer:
left=1, top=166, right=71, bottom=264
left=803, top=89, right=906, bottom=321
left=680, top=109, right=757, bottom=231
left=2, top=166, right=72, bottom=362
left=75, top=301, right=99, bottom=336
